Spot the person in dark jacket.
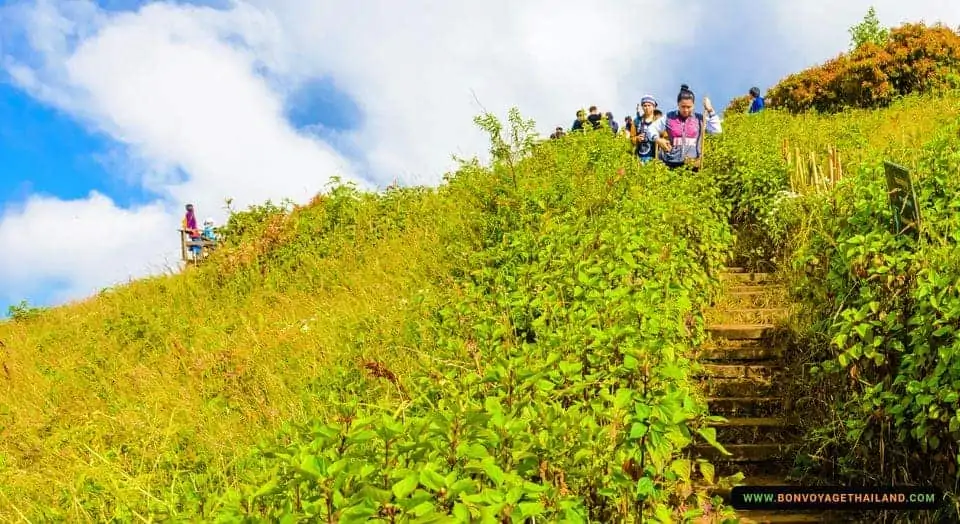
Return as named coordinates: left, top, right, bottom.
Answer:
left=587, top=106, right=602, bottom=129
left=572, top=109, right=587, bottom=131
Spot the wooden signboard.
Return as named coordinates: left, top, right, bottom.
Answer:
left=883, top=161, right=920, bottom=238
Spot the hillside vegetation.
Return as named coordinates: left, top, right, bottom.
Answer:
left=4, top=17, right=960, bottom=522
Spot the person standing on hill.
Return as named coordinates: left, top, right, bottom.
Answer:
left=748, top=87, right=765, bottom=113
left=587, top=106, right=603, bottom=129
left=605, top=111, right=619, bottom=135
left=182, top=204, right=202, bottom=259
left=572, top=109, right=587, bottom=131
left=623, top=116, right=636, bottom=138
left=632, top=95, right=660, bottom=164
left=645, top=84, right=721, bottom=171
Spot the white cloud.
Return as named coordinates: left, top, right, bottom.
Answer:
left=1, top=0, right=959, bottom=310
left=0, top=192, right=174, bottom=307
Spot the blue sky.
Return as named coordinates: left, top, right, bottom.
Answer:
left=1, top=0, right=958, bottom=318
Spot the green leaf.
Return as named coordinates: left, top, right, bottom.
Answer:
left=697, top=427, right=724, bottom=450
left=636, top=476, right=655, bottom=497
left=420, top=468, right=447, bottom=491
left=392, top=474, right=419, bottom=499
left=298, top=455, right=324, bottom=479
left=654, top=504, right=673, bottom=523
left=518, top=502, right=546, bottom=517
left=629, top=423, right=648, bottom=440
left=670, top=458, right=691, bottom=482
left=700, top=461, right=715, bottom=485
left=338, top=502, right=378, bottom=524
left=452, top=502, right=471, bottom=522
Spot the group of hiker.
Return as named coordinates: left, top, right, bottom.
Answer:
left=550, top=84, right=765, bottom=171
left=181, top=203, right=218, bottom=260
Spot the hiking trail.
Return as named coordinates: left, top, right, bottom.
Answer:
left=694, top=265, right=825, bottom=523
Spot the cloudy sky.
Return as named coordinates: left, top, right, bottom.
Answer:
left=0, top=0, right=958, bottom=315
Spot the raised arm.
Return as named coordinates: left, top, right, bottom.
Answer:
left=645, top=115, right=667, bottom=141
left=705, top=111, right=722, bottom=134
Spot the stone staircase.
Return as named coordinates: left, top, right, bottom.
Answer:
left=694, top=267, right=824, bottom=523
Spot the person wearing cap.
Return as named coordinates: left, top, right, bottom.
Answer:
left=201, top=218, right=217, bottom=242
left=631, top=95, right=660, bottom=163
left=748, top=87, right=765, bottom=113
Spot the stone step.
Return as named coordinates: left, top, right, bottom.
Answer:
left=708, top=307, right=789, bottom=325
left=708, top=417, right=799, bottom=428
left=695, top=443, right=797, bottom=462
left=719, top=291, right=787, bottom=310
left=698, top=364, right=781, bottom=379
left=727, top=284, right=784, bottom=294
left=707, top=397, right=784, bottom=416
left=712, top=417, right=802, bottom=444
left=723, top=266, right=748, bottom=273
left=703, top=379, right=778, bottom=397
left=707, top=324, right=775, bottom=340
left=699, top=345, right=783, bottom=362
left=720, top=272, right=776, bottom=284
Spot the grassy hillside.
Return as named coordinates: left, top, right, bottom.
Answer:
left=4, top=86, right=960, bottom=522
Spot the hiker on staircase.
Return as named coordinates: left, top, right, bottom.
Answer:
left=631, top=95, right=660, bottom=164
left=644, top=84, right=721, bottom=171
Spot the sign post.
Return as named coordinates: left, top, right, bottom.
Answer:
left=883, top=161, right=920, bottom=239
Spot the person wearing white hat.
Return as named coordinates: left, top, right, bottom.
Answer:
left=632, top=95, right=661, bottom=163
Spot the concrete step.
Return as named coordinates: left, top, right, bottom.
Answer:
left=719, top=291, right=788, bottom=310
left=720, top=272, right=776, bottom=284
left=726, top=284, right=783, bottom=294
left=708, top=417, right=799, bottom=428
left=695, top=443, right=797, bottom=462
left=711, top=417, right=802, bottom=444
left=723, top=266, right=749, bottom=273
left=708, top=307, right=789, bottom=325
left=707, top=324, right=775, bottom=340
left=708, top=397, right=784, bottom=416
left=703, top=379, right=778, bottom=397
left=698, top=364, right=781, bottom=379
left=699, top=345, right=783, bottom=362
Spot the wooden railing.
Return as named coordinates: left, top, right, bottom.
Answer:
left=179, top=229, right=218, bottom=264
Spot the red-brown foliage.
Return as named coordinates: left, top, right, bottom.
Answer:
left=768, top=23, right=960, bottom=113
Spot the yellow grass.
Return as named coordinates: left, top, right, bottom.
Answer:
left=0, top=220, right=452, bottom=520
